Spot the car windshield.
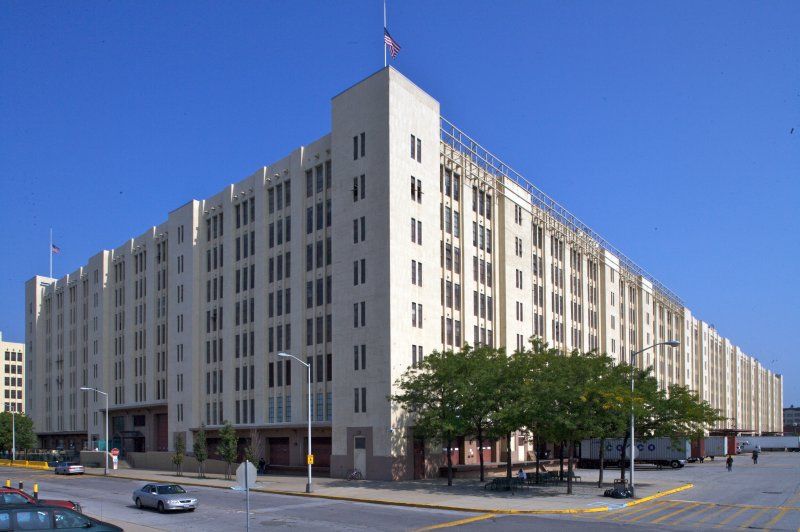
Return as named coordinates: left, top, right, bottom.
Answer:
left=157, top=485, right=186, bottom=495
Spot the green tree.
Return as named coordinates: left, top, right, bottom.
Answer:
left=392, top=349, right=469, bottom=486
left=514, top=338, right=559, bottom=483
left=218, top=421, right=239, bottom=480
left=618, top=367, right=724, bottom=482
left=0, top=413, right=38, bottom=454
left=457, top=344, right=507, bottom=482
left=588, top=363, right=630, bottom=487
left=194, top=425, right=208, bottom=479
left=172, top=433, right=185, bottom=477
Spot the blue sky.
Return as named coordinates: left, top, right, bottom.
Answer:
left=1, top=1, right=798, bottom=405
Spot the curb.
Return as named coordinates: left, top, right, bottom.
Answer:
left=83, top=470, right=694, bottom=515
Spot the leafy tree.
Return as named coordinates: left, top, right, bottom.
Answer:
left=0, top=412, right=37, bottom=454
left=392, top=349, right=469, bottom=486
left=588, top=363, right=630, bottom=487
left=194, top=425, right=208, bottom=479
left=244, top=428, right=263, bottom=471
left=218, top=421, right=239, bottom=480
left=172, top=433, right=185, bottom=477
left=457, top=344, right=507, bottom=482
left=618, top=367, right=724, bottom=482
left=513, top=339, right=559, bottom=483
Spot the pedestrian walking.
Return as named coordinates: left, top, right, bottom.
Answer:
left=726, top=454, right=733, bottom=472
left=752, top=449, right=759, bottom=465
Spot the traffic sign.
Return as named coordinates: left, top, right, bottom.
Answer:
left=306, top=454, right=314, bottom=465
left=236, top=460, right=257, bottom=490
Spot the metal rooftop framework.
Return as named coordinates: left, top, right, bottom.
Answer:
left=440, top=116, right=685, bottom=308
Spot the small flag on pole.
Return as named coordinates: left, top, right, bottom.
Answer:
left=384, top=28, right=401, bottom=58
left=51, top=244, right=61, bottom=254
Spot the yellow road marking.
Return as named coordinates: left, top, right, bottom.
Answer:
left=650, top=502, right=701, bottom=524
left=670, top=503, right=718, bottom=525
left=417, top=513, right=497, bottom=530
left=764, top=509, right=788, bottom=530
left=625, top=502, right=679, bottom=523
left=607, top=501, right=669, bottom=521
left=713, top=507, right=750, bottom=528
left=739, top=508, right=768, bottom=529
left=695, top=504, right=731, bottom=524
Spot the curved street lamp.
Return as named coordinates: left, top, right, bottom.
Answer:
left=629, top=340, right=680, bottom=498
left=80, top=387, right=109, bottom=476
left=278, top=352, right=313, bottom=493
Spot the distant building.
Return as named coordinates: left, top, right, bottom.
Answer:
left=784, top=405, right=800, bottom=434
left=0, top=333, right=25, bottom=414
left=24, top=67, right=784, bottom=479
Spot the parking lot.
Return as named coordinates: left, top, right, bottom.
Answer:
left=0, top=452, right=797, bottom=530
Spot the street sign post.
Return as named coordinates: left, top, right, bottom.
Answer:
left=236, top=461, right=257, bottom=532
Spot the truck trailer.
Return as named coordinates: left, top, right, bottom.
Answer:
left=737, top=436, right=800, bottom=452
left=689, top=436, right=730, bottom=462
left=580, top=438, right=691, bottom=469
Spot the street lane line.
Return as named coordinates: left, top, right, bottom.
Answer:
left=417, top=513, right=497, bottom=530
left=764, top=509, right=788, bottom=530
left=695, top=505, right=730, bottom=525
left=650, top=502, right=701, bottom=524
left=739, top=508, right=768, bottom=529
left=713, top=507, right=750, bottom=528
left=671, top=503, right=723, bottom=526
left=624, top=502, right=679, bottom=523
left=607, top=501, right=673, bottom=521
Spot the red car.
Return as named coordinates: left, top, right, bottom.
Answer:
left=0, top=488, right=82, bottom=514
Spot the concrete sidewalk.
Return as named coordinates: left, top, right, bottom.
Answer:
left=83, top=465, right=692, bottom=514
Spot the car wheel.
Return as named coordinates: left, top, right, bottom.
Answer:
left=670, top=460, right=680, bottom=469
left=188, top=508, right=195, bottom=512
left=135, top=498, right=142, bottom=509
left=157, top=502, right=165, bottom=513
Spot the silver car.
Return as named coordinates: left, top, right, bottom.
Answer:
left=54, top=462, right=85, bottom=475
left=132, top=483, right=197, bottom=513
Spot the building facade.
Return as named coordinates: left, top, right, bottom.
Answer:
left=0, top=334, right=25, bottom=415
left=25, top=68, right=783, bottom=478
left=784, top=406, right=800, bottom=434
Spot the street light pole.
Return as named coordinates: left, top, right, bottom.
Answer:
left=278, top=352, right=312, bottom=493
left=80, top=387, right=109, bottom=476
left=11, top=410, right=15, bottom=462
left=629, top=340, right=680, bottom=498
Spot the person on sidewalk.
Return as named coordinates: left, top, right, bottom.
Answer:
left=517, top=468, right=527, bottom=481
left=726, top=454, right=733, bottom=472
left=258, top=457, right=266, bottom=475
left=752, top=449, right=759, bottom=465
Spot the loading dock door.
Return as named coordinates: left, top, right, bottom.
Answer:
left=269, top=437, right=290, bottom=465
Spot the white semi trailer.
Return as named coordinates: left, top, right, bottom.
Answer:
left=738, top=436, right=800, bottom=452
left=580, top=437, right=691, bottom=469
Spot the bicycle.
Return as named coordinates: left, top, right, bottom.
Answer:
left=347, top=469, right=364, bottom=481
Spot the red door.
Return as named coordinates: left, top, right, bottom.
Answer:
left=155, top=414, right=168, bottom=451
left=269, top=438, right=290, bottom=466
left=413, top=439, right=425, bottom=480
left=311, top=437, right=331, bottom=467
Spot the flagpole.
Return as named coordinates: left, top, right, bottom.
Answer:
left=383, top=0, right=387, bottom=67
left=49, top=228, right=53, bottom=279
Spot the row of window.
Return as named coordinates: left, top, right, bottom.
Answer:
left=235, top=198, right=256, bottom=229
left=268, top=181, right=292, bottom=213
left=306, top=202, right=331, bottom=233
left=305, top=316, right=332, bottom=346
left=269, top=217, right=291, bottom=248
left=306, top=162, right=332, bottom=197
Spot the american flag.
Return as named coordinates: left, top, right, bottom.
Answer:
left=51, top=244, right=61, bottom=254
left=384, top=28, right=401, bottom=58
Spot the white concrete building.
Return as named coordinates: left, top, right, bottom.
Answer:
left=0, top=334, right=25, bottom=415
left=24, top=68, right=783, bottom=479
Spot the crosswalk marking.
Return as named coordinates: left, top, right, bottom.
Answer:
left=605, top=501, right=669, bottom=521
left=764, top=509, right=788, bottom=530
left=650, top=502, right=700, bottom=524
left=625, top=502, right=680, bottom=523
left=713, top=506, right=750, bottom=528
left=739, top=508, right=769, bottom=529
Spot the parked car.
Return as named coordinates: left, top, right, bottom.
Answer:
left=53, top=462, right=84, bottom=475
left=0, top=487, right=82, bottom=513
left=0, top=504, right=122, bottom=531
left=132, top=484, right=198, bottom=513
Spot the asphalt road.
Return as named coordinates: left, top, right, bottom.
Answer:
left=1, top=452, right=798, bottom=531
